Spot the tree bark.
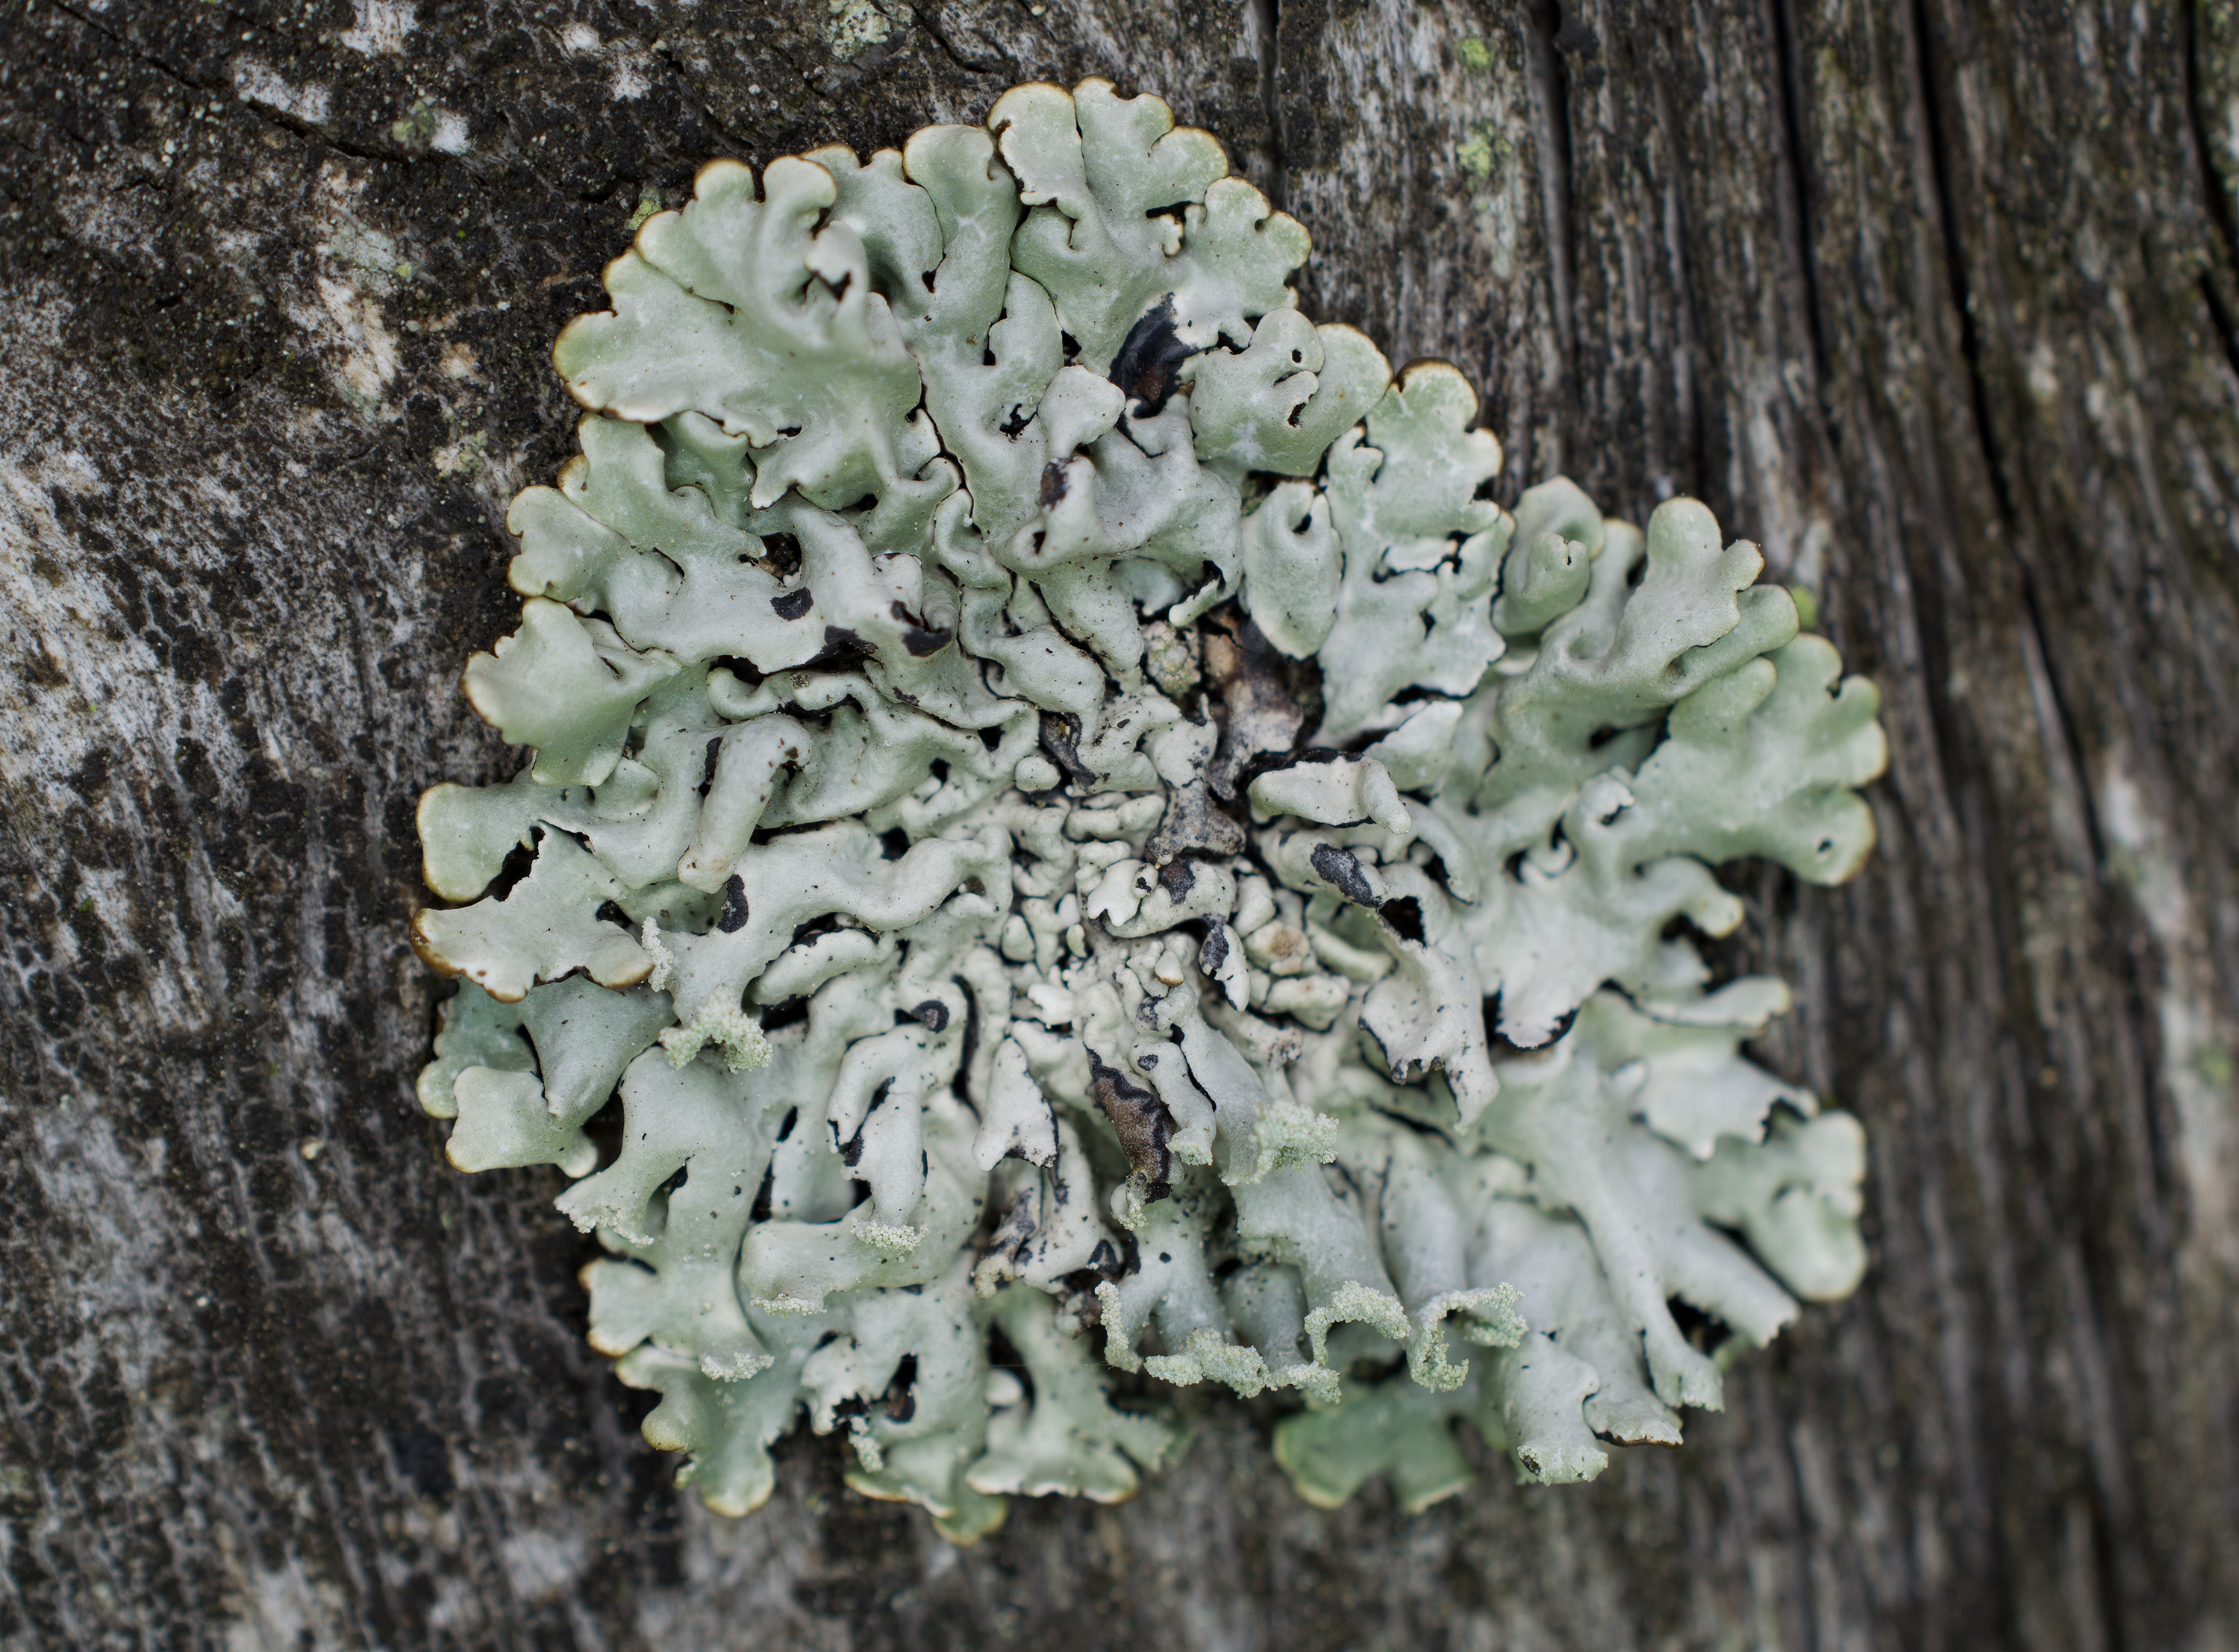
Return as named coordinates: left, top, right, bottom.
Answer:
left=4, top=0, right=2238, bottom=1646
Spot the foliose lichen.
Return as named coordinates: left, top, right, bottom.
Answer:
left=412, top=79, right=1886, bottom=1537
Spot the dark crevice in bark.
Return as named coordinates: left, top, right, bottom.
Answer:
left=2016, top=582, right=2108, bottom=872
left=1765, top=0, right=1830, bottom=388
left=1522, top=0, right=1575, bottom=368
left=229, top=91, right=424, bottom=171
left=2179, top=0, right=2239, bottom=389
left=41, top=0, right=212, bottom=100
left=1908, top=3, right=2110, bottom=892
left=2086, top=1483, right=2135, bottom=1652
left=1890, top=26, right=2058, bottom=1636
left=1246, top=0, right=1284, bottom=209
left=1906, top=0, right=2120, bottom=1224
left=44, top=0, right=420, bottom=170
left=1905, top=16, right=2136, bottom=1649
left=1649, top=66, right=1710, bottom=502
left=1905, top=0, right=2011, bottom=523
left=1892, top=0, right=2016, bottom=844
left=1768, top=1374, right=1826, bottom=1652
left=649, top=40, right=758, bottom=159
left=2193, top=272, right=2239, bottom=393
left=908, top=4, right=1002, bottom=79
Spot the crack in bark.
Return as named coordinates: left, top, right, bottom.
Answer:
left=908, top=3, right=1002, bottom=78
left=1763, top=0, right=1829, bottom=389
left=2179, top=0, right=2239, bottom=391
left=1647, top=60, right=1710, bottom=502
left=1247, top=0, right=1284, bottom=210
left=33, top=0, right=713, bottom=192
left=1521, top=0, right=1575, bottom=369
left=1902, top=0, right=2118, bottom=942
left=1892, top=0, right=2018, bottom=854
left=1905, top=0, right=2011, bottom=522
left=2016, top=578, right=2108, bottom=872
left=1901, top=12, right=2140, bottom=1649
left=646, top=37, right=757, bottom=158
left=43, top=0, right=422, bottom=170
left=1905, top=0, right=2110, bottom=876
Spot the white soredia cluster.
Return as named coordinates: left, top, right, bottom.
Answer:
left=412, top=80, right=1887, bottom=1538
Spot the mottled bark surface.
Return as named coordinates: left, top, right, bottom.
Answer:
left=4, top=0, right=2238, bottom=1645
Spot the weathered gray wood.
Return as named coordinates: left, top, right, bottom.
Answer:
left=4, top=0, right=2237, bottom=1645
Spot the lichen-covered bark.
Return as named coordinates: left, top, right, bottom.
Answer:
left=2, top=1, right=2235, bottom=1648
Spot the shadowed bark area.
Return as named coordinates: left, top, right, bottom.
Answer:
left=4, top=0, right=2237, bottom=1646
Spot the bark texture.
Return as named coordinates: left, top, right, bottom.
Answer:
left=4, top=1, right=2238, bottom=1646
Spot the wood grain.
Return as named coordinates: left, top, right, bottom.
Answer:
left=3, top=0, right=2235, bottom=1645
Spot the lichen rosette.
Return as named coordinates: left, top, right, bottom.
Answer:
left=410, top=78, right=1886, bottom=1537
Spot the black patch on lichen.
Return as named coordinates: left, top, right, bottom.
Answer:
left=750, top=1164, right=775, bottom=1222
left=761, top=997, right=811, bottom=1033
left=1481, top=992, right=1580, bottom=1054
left=1669, top=1297, right=1734, bottom=1358
left=1087, top=1056, right=1172, bottom=1202
left=1110, top=295, right=1196, bottom=417
left=883, top=1355, right=918, bottom=1422
left=1202, top=611, right=1308, bottom=799
left=1037, top=712, right=1098, bottom=786
left=1145, top=777, right=1245, bottom=865
left=838, top=1113, right=869, bottom=1167
left=889, top=601, right=952, bottom=657
left=771, top=588, right=814, bottom=621
left=949, top=973, right=981, bottom=1098
left=800, top=625, right=871, bottom=672
left=484, top=838, right=540, bottom=901
left=1311, top=844, right=1377, bottom=906
left=759, top=534, right=804, bottom=578
left=1378, top=896, right=1425, bottom=945
left=709, top=654, right=764, bottom=691
left=717, top=875, right=750, bottom=933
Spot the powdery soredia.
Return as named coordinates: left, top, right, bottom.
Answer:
left=410, top=79, right=1887, bottom=1538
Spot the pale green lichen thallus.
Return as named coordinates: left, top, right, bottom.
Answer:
left=410, top=79, right=1887, bottom=1539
